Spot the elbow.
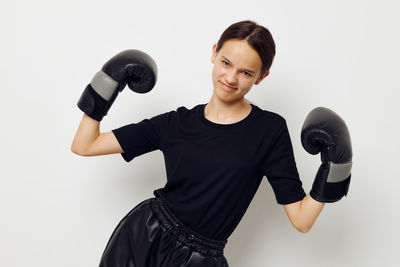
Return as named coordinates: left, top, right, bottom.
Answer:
left=294, top=223, right=311, bottom=234
left=297, top=227, right=310, bottom=234
left=71, top=140, right=93, bottom=156
left=71, top=148, right=82, bottom=156
left=71, top=145, right=86, bottom=156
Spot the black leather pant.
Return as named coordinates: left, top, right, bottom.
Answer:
left=98, top=197, right=229, bottom=267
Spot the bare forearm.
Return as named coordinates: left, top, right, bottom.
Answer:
left=71, top=114, right=100, bottom=154
left=296, top=194, right=325, bottom=232
left=284, top=193, right=325, bottom=233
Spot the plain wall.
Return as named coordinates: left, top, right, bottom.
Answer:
left=1, top=0, right=399, bottom=266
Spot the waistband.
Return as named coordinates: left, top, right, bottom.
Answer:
left=149, top=197, right=227, bottom=257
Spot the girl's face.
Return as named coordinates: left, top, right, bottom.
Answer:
left=211, top=39, right=269, bottom=103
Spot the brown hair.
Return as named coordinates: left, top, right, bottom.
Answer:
left=216, top=20, right=276, bottom=76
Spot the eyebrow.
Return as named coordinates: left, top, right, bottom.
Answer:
left=221, top=56, right=257, bottom=74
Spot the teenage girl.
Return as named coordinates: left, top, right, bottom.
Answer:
left=71, top=20, right=352, bottom=267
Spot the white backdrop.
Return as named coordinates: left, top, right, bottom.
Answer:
left=1, top=0, right=399, bottom=266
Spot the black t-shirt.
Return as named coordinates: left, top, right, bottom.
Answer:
left=112, top=103, right=306, bottom=240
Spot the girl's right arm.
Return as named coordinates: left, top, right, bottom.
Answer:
left=71, top=114, right=123, bottom=156
left=72, top=50, right=158, bottom=157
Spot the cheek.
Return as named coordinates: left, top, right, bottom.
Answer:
left=244, top=79, right=255, bottom=86
left=212, top=66, right=223, bottom=82
left=214, top=64, right=227, bottom=77
left=238, top=77, right=252, bottom=85
left=211, top=67, right=217, bottom=82
left=240, top=79, right=255, bottom=91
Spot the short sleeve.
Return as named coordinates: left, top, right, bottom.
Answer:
left=112, top=110, right=173, bottom=162
left=263, top=120, right=306, bottom=205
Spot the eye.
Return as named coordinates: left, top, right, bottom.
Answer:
left=222, top=60, right=230, bottom=66
left=243, top=71, right=251, bottom=77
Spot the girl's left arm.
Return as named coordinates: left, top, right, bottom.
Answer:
left=283, top=194, right=325, bottom=233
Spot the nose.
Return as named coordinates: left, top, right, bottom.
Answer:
left=226, top=69, right=238, bottom=86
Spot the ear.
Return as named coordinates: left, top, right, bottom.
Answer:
left=255, top=70, right=270, bottom=85
left=211, top=43, right=217, bottom=64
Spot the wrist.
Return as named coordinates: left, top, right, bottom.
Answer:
left=310, top=163, right=352, bottom=203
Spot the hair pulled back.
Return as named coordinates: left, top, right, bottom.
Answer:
left=216, top=20, right=276, bottom=76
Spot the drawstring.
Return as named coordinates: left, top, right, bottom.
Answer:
left=150, top=197, right=226, bottom=256
left=173, top=223, right=182, bottom=245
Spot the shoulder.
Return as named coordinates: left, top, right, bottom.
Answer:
left=252, top=104, right=287, bottom=128
left=155, top=104, right=200, bottom=123
left=173, top=103, right=204, bottom=118
left=154, top=104, right=193, bottom=118
left=176, top=103, right=202, bottom=113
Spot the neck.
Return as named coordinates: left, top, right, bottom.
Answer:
left=204, top=96, right=251, bottom=122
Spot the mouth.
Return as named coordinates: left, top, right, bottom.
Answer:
left=219, top=81, right=237, bottom=91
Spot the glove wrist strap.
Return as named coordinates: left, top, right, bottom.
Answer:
left=90, top=70, right=119, bottom=101
left=327, top=161, right=353, bottom=182
left=310, top=162, right=352, bottom=203
left=77, top=84, right=119, bottom=121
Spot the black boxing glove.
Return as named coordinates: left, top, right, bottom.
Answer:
left=301, top=107, right=353, bottom=203
left=77, top=49, right=158, bottom=121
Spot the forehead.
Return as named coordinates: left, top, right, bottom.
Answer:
left=218, top=39, right=262, bottom=70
